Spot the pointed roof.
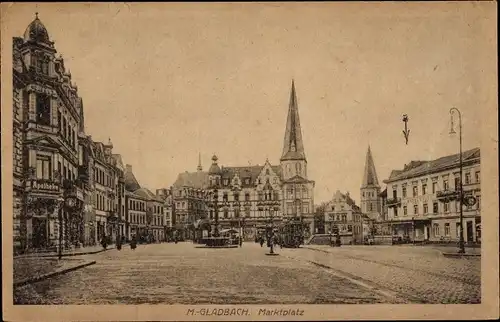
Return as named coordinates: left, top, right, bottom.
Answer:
left=281, top=80, right=306, bottom=161
left=124, top=164, right=141, bottom=192
left=362, top=146, right=380, bottom=188
left=197, top=152, right=203, bottom=171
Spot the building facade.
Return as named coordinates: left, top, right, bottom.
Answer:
left=324, top=190, right=364, bottom=244
left=383, top=148, right=481, bottom=243
left=12, top=14, right=87, bottom=252
left=169, top=81, right=315, bottom=240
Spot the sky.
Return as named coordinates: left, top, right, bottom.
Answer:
left=4, top=3, right=493, bottom=204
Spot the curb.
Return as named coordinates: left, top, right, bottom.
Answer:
left=15, top=246, right=116, bottom=259
left=14, top=260, right=96, bottom=287
left=442, top=252, right=480, bottom=258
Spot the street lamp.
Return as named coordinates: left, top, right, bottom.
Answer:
left=212, top=189, right=220, bottom=237
left=450, top=107, right=465, bottom=254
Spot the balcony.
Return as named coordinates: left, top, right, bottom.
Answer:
left=386, top=198, right=401, bottom=208
left=436, top=190, right=458, bottom=202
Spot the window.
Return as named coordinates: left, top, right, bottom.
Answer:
left=475, top=171, right=480, bottom=183
left=456, top=223, right=460, bottom=238
left=36, top=93, right=51, bottom=126
left=274, top=192, right=279, bottom=200
left=223, top=193, right=228, bottom=202
left=287, top=204, right=293, bottom=215
left=454, top=177, right=460, bottom=190
left=422, top=184, right=427, bottom=195
left=423, top=203, right=428, bottom=214
left=234, top=193, right=239, bottom=201
left=433, top=223, right=440, bottom=237
left=368, top=203, right=373, bottom=211
left=302, top=187, right=308, bottom=198
left=234, top=208, right=240, bottom=218
left=265, top=169, right=270, bottom=175
left=402, top=186, right=407, bottom=198
left=403, top=206, right=407, bottom=216
left=412, top=186, right=418, bottom=197
left=444, top=202, right=449, bottom=213
left=392, top=189, right=397, bottom=199
left=302, top=204, right=309, bottom=214
left=36, top=155, right=51, bottom=180
left=273, top=177, right=277, bottom=184
left=296, top=163, right=301, bottom=175
left=413, top=204, right=418, bottom=215
left=245, top=193, right=250, bottom=201
left=347, top=225, right=352, bottom=232
left=432, top=182, right=437, bottom=194
left=443, top=180, right=449, bottom=191
left=394, top=207, right=398, bottom=217
left=465, top=173, right=471, bottom=185
left=444, top=223, right=450, bottom=236
left=362, top=192, right=365, bottom=197
left=223, top=179, right=229, bottom=186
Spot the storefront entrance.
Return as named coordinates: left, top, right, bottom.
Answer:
left=32, top=217, right=48, bottom=248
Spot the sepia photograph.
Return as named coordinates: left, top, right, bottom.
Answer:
left=1, top=2, right=498, bottom=321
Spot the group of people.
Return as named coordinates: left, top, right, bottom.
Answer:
left=100, top=235, right=138, bottom=251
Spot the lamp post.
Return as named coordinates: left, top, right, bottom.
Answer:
left=450, top=107, right=465, bottom=254
left=213, top=189, right=219, bottom=237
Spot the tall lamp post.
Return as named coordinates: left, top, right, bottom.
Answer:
left=450, top=107, right=465, bottom=254
left=212, top=189, right=220, bottom=237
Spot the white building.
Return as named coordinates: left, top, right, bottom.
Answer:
left=383, top=148, right=481, bottom=243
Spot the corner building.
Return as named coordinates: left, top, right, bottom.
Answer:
left=384, top=148, right=481, bottom=243
left=171, top=81, right=315, bottom=240
left=12, top=15, right=87, bottom=252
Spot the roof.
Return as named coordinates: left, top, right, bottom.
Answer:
left=361, top=146, right=380, bottom=188
left=173, top=171, right=209, bottom=189
left=125, top=190, right=146, bottom=201
left=329, top=190, right=361, bottom=212
left=124, top=165, right=141, bottom=192
left=173, top=164, right=283, bottom=188
left=23, top=14, right=53, bottom=47
left=134, top=188, right=163, bottom=202
left=281, top=80, right=306, bottom=161
left=384, top=148, right=480, bottom=183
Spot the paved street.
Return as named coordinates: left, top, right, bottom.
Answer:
left=14, top=242, right=393, bottom=305
left=282, top=245, right=481, bottom=304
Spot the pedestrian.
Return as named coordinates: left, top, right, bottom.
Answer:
left=131, top=235, right=138, bottom=250
left=117, top=237, right=122, bottom=251
left=101, top=235, right=107, bottom=250
left=259, top=237, right=264, bottom=247
left=239, top=236, right=243, bottom=247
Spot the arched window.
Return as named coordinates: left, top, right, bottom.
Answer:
left=296, top=163, right=301, bottom=175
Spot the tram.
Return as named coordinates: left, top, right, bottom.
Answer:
left=278, top=219, right=306, bottom=248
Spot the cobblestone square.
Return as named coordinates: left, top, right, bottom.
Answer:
left=14, top=242, right=480, bottom=304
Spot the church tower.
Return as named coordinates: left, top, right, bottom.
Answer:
left=279, top=80, right=315, bottom=236
left=280, top=80, right=307, bottom=180
left=360, top=146, right=382, bottom=220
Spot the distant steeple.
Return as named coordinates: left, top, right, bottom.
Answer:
left=197, top=152, right=203, bottom=172
left=362, top=145, right=379, bottom=187
left=281, top=80, right=306, bottom=161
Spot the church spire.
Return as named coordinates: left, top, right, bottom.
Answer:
left=197, top=152, right=203, bottom=172
left=281, top=80, right=306, bottom=161
left=362, top=145, right=379, bottom=187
